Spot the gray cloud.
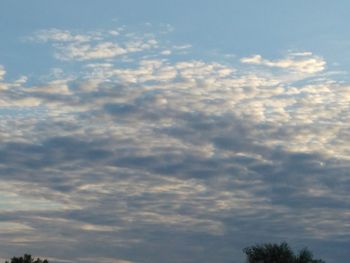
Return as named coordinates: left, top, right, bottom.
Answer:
left=0, top=110, right=348, bottom=262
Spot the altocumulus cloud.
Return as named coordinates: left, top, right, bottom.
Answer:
left=0, top=26, right=349, bottom=263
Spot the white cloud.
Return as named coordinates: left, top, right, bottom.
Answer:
left=108, top=30, right=120, bottom=36
left=0, top=65, right=5, bottom=81
left=241, top=52, right=326, bottom=74
left=54, top=42, right=127, bottom=61
left=32, top=28, right=160, bottom=61
left=32, top=29, right=94, bottom=43
left=0, top=222, right=33, bottom=234
left=160, top=50, right=172, bottom=55
left=1, top=47, right=348, bottom=159
left=30, top=79, right=72, bottom=95
left=0, top=66, right=28, bottom=91
left=125, top=38, right=158, bottom=52
left=173, top=44, right=192, bottom=50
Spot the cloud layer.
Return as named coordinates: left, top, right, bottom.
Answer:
left=0, top=27, right=349, bottom=263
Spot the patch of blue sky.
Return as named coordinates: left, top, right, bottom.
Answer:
left=1, top=1, right=350, bottom=79
left=0, top=107, right=46, bottom=117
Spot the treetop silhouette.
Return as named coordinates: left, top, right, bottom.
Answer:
left=243, top=242, right=325, bottom=263
left=5, top=254, right=48, bottom=263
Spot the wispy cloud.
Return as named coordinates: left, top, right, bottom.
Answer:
left=29, top=28, right=159, bottom=61
left=0, top=65, right=6, bottom=81
left=31, top=29, right=97, bottom=43
left=241, top=52, right=326, bottom=74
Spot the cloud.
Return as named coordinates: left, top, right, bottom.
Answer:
left=54, top=38, right=158, bottom=61
left=0, top=222, right=33, bottom=234
left=55, top=42, right=128, bottom=61
left=30, top=28, right=159, bottom=61
left=0, top=27, right=349, bottom=263
left=31, top=29, right=96, bottom=43
left=0, top=65, right=5, bottom=81
left=241, top=52, right=326, bottom=74
left=0, top=66, right=28, bottom=92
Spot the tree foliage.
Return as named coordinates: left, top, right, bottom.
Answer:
left=243, top=242, right=325, bottom=263
left=4, top=254, right=48, bottom=263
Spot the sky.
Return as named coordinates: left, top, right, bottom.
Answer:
left=0, top=1, right=349, bottom=262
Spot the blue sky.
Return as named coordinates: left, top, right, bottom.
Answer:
left=0, top=1, right=349, bottom=263
left=2, top=1, right=350, bottom=77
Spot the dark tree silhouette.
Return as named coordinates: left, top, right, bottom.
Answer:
left=243, top=242, right=325, bottom=263
left=4, top=254, right=48, bottom=263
